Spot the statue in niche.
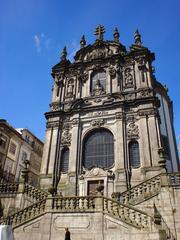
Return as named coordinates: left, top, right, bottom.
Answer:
left=124, top=68, right=133, bottom=87
left=67, top=80, right=74, bottom=97
left=93, top=79, right=104, bottom=95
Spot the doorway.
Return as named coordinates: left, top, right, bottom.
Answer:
left=87, top=180, right=104, bottom=195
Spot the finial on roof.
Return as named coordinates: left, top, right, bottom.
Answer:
left=94, top=25, right=105, bottom=41
left=134, top=29, right=142, bottom=46
left=60, top=46, right=67, bottom=61
left=80, top=35, right=86, bottom=49
left=113, top=27, right=119, bottom=43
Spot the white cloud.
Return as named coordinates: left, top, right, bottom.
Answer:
left=34, top=35, right=41, bottom=53
left=33, top=33, right=51, bottom=53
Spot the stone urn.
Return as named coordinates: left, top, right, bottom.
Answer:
left=96, top=182, right=104, bottom=195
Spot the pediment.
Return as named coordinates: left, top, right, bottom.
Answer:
left=75, top=41, right=126, bottom=62
left=84, top=167, right=107, bottom=178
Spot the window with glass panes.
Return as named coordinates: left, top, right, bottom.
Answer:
left=83, top=129, right=114, bottom=169
left=60, top=148, right=69, bottom=173
left=91, top=72, right=106, bottom=92
left=129, top=141, right=140, bottom=168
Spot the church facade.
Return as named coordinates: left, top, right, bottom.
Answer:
left=40, top=25, right=179, bottom=197
left=1, top=25, right=180, bottom=240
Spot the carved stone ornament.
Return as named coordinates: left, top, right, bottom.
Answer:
left=124, top=68, right=133, bottom=87
left=78, top=72, right=88, bottom=84
left=127, top=122, right=139, bottom=138
left=55, top=73, right=64, bottom=85
left=46, top=121, right=60, bottom=129
left=66, top=79, right=74, bottom=98
left=50, top=102, right=60, bottom=111
left=138, top=109, right=157, bottom=117
left=91, top=119, right=104, bottom=127
left=72, top=119, right=79, bottom=125
left=61, top=129, right=72, bottom=146
left=109, top=66, right=116, bottom=78
left=139, top=88, right=152, bottom=97
left=115, top=113, right=123, bottom=120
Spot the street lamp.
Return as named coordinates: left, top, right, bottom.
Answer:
left=21, top=159, right=30, bottom=183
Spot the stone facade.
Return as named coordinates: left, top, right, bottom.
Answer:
left=40, top=26, right=179, bottom=197
left=0, top=26, right=179, bottom=240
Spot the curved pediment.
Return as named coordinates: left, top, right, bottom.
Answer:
left=74, top=40, right=126, bottom=62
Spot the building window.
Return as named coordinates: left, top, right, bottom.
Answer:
left=161, top=135, right=170, bottom=158
left=22, top=151, right=27, bottom=161
left=9, top=142, right=17, bottom=155
left=0, top=136, right=7, bottom=149
left=91, top=71, right=106, bottom=94
left=60, top=148, right=69, bottom=173
left=129, top=141, right=140, bottom=168
left=83, top=129, right=114, bottom=169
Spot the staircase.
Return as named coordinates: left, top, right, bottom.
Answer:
left=0, top=172, right=179, bottom=239
left=112, top=172, right=180, bottom=206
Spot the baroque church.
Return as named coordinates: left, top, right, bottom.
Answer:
left=0, top=25, right=180, bottom=240
left=41, top=25, right=179, bottom=194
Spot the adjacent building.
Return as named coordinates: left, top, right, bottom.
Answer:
left=0, top=120, right=43, bottom=186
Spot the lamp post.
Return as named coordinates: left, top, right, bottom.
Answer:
left=21, top=159, right=30, bottom=183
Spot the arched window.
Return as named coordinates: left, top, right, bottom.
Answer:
left=129, top=141, right=140, bottom=168
left=91, top=71, right=106, bottom=93
left=60, top=148, right=69, bottom=173
left=83, top=129, right=114, bottom=169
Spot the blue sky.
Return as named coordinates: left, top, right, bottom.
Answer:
left=0, top=0, right=180, bottom=142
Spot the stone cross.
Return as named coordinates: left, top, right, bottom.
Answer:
left=94, top=25, right=105, bottom=41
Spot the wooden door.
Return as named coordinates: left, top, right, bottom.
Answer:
left=87, top=180, right=104, bottom=195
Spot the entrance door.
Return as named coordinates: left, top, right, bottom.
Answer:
left=87, top=180, right=104, bottom=196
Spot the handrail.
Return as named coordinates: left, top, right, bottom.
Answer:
left=0, top=182, right=19, bottom=195
left=0, top=195, right=153, bottom=229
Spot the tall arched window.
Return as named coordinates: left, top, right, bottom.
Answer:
left=60, top=148, right=69, bottom=173
left=129, top=141, right=140, bottom=168
left=83, top=129, right=114, bottom=169
left=91, top=71, right=106, bottom=93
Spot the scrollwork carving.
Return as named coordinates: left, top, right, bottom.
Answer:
left=127, top=122, right=139, bottom=138
left=91, top=119, right=104, bottom=127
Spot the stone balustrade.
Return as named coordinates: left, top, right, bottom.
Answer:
left=24, top=184, right=48, bottom=201
left=103, top=197, right=151, bottom=229
left=0, top=195, right=154, bottom=230
left=0, top=183, right=19, bottom=195
left=113, top=174, right=162, bottom=205
left=53, top=196, right=96, bottom=212
left=0, top=199, right=46, bottom=227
